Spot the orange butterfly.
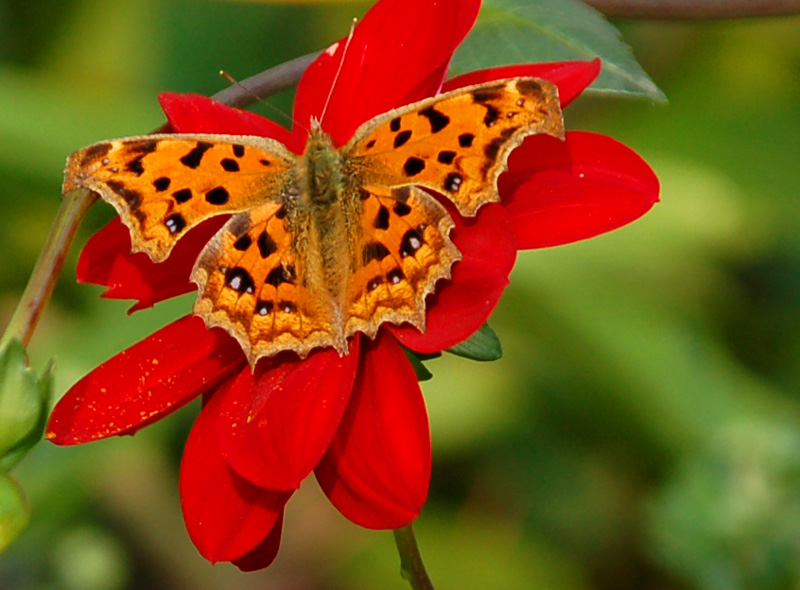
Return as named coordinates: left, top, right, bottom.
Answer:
left=64, top=77, right=564, bottom=366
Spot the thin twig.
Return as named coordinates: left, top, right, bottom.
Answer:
left=210, top=50, right=322, bottom=108
left=393, top=524, right=434, bottom=590
left=582, top=0, right=800, bottom=19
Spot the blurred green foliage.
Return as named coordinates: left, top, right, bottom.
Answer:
left=0, top=1, right=799, bottom=589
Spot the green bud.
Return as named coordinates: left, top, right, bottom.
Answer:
left=0, top=474, right=29, bottom=553
left=0, top=339, right=54, bottom=470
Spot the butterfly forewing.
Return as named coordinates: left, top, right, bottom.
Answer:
left=64, top=133, right=297, bottom=262
left=343, top=77, right=565, bottom=216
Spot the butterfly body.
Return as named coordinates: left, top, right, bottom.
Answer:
left=64, top=77, right=565, bottom=367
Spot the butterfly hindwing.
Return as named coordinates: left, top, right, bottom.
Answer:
left=344, top=184, right=461, bottom=339
left=64, top=133, right=297, bottom=261
left=343, top=77, right=565, bottom=216
left=192, top=200, right=343, bottom=363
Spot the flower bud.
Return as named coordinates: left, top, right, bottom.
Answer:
left=0, top=339, right=53, bottom=470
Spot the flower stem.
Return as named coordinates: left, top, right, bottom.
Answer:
left=211, top=50, right=322, bottom=109
left=393, top=523, right=434, bottom=590
left=1, top=188, right=97, bottom=350
left=582, top=0, right=800, bottom=19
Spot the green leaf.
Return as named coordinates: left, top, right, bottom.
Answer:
left=0, top=474, right=29, bottom=554
left=446, top=323, right=503, bottom=361
left=451, top=0, right=665, bottom=100
left=0, top=340, right=54, bottom=471
left=402, top=348, right=435, bottom=382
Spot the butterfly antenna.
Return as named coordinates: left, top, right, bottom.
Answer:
left=219, top=70, right=302, bottom=132
left=318, top=17, right=357, bottom=129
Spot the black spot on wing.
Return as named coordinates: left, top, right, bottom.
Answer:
left=81, top=143, right=112, bottom=166
left=400, top=229, right=424, bottom=257
left=374, top=205, right=390, bottom=230
left=483, top=104, right=501, bottom=127
left=444, top=172, right=463, bottom=193
left=225, top=267, right=255, bottom=294
left=393, top=201, right=412, bottom=217
left=390, top=117, right=401, bottom=132
left=126, top=155, right=145, bottom=176
left=366, top=276, right=384, bottom=293
left=180, top=142, right=213, bottom=169
left=363, top=242, right=391, bottom=265
left=403, top=157, right=425, bottom=177
left=484, top=128, right=517, bottom=161
left=255, top=300, right=273, bottom=316
left=515, top=78, right=544, bottom=98
left=458, top=133, right=475, bottom=148
left=266, top=265, right=294, bottom=287
left=221, top=158, right=240, bottom=172
left=172, top=188, right=192, bottom=203
left=279, top=301, right=297, bottom=314
left=419, top=106, right=450, bottom=133
left=387, top=268, right=405, bottom=285
left=257, top=231, right=277, bottom=258
left=232, top=144, right=245, bottom=158
left=437, top=150, right=456, bottom=165
left=205, top=187, right=230, bottom=205
left=275, top=205, right=287, bottom=219
left=106, top=180, right=142, bottom=209
left=233, top=234, right=252, bottom=251
left=127, top=140, right=158, bottom=155
left=153, top=177, right=171, bottom=192
left=165, top=213, right=187, bottom=235
left=394, top=130, right=412, bottom=148
left=472, top=86, right=503, bottom=104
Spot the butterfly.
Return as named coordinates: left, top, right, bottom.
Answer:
left=63, top=77, right=565, bottom=367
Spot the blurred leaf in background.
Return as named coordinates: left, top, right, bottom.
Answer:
left=0, top=0, right=799, bottom=589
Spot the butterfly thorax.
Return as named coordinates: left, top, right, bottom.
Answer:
left=294, top=128, right=358, bottom=350
left=300, top=129, right=345, bottom=205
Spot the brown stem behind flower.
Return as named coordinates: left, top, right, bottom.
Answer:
left=582, top=0, right=800, bottom=19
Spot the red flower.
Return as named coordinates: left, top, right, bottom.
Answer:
left=46, top=0, right=658, bottom=571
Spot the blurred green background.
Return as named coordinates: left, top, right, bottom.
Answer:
left=1, top=0, right=800, bottom=588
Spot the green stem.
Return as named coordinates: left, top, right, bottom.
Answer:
left=1, top=188, right=97, bottom=350
left=393, top=523, right=434, bottom=590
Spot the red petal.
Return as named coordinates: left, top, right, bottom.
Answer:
left=77, top=217, right=225, bottom=312
left=391, top=203, right=516, bottom=353
left=46, top=315, right=244, bottom=444
left=292, top=0, right=480, bottom=148
left=315, top=333, right=430, bottom=529
left=216, top=339, right=360, bottom=491
left=442, top=59, right=602, bottom=109
left=158, top=93, right=292, bottom=144
left=501, top=131, right=660, bottom=249
left=181, top=384, right=290, bottom=563
left=231, top=513, right=284, bottom=572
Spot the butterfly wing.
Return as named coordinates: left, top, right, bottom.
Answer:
left=192, top=201, right=343, bottom=365
left=64, top=133, right=297, bottom=262
left=337, top=78, right=561, bottom=340
left=343, top=185, right=461, bottom=340
left=342, top=77, right=564, bottom=216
